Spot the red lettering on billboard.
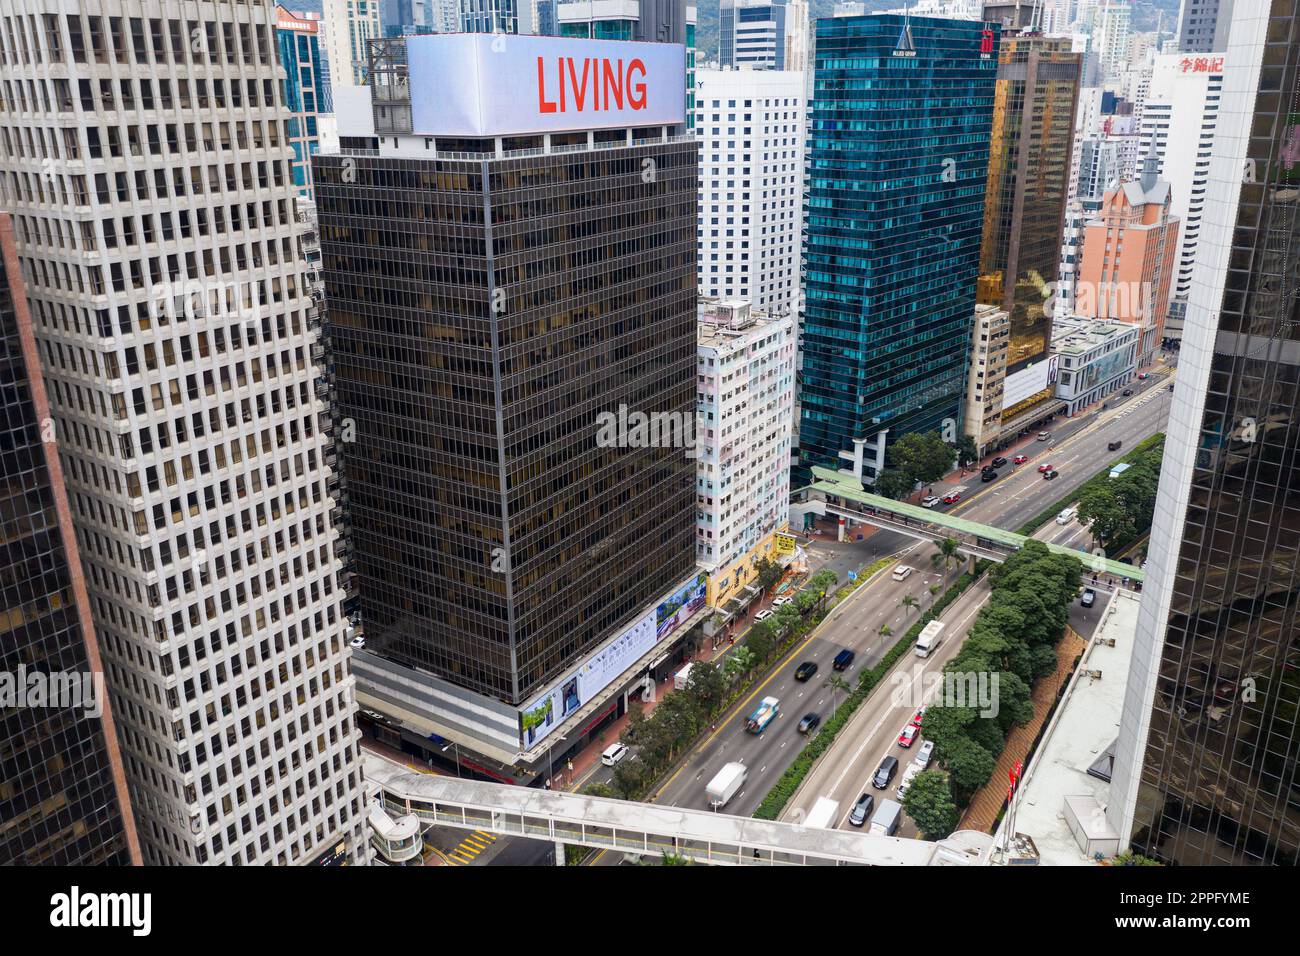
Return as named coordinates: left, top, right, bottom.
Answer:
left=980, top=29, right=994, bottom=54
left=538, top=55, right=648, bottom=115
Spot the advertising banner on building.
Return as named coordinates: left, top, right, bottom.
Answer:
left=406, top=33, right=686, bottom=137
left=518, top=571, right=705, bottom=748
left=1001, top=355, right=1059, bottom=412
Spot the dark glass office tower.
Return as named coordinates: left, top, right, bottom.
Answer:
left=316, top=139, right=698, bottom=712
left=1113, top=0, right=1300, bottom=864
left=800, top=15, right=998, bottom=483
left=0, top=215, right=138, bottom=865
left=977, top=33, right=1080, bottom=418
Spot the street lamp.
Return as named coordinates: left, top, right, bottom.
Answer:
left=441, top=741, right=461, bottom=778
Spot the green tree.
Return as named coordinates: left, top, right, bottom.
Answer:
left=931, top=536, right=962, bottom=576
left=891, top=431, right=957, bottom=485
left=944, top=736, right=997, bottom=806
left=746, top=619, right=776, bottom=662
left=808, top=568, right=839, bottom=611
left=753, top=555, right=785, bottom=593
left=724, top=645, right=756, bottom=682
left=685, top=661, right=728, bottom=717
left=900, top=594, right=920, bottom=617
left=824, top=674, right=852, bottom=715
left=904, top=770, right=960, bottom=839
left=957, top=434, right=979, bottom=468
left=879, top=623, right=892, bottom=639
left=658, top=851, right=692, bottom=866
left=612, top=759, right=650, bottom=799
left=584, top=782, right=614, bottom=799
left=875, top=468, right=915, bottom=500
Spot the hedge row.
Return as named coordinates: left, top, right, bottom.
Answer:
left=1016, top=431, right=1166, bottom=538
left=751, top=560, right=991, bottom=820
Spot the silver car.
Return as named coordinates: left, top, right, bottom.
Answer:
left=912, top=740, right=935, bottom=770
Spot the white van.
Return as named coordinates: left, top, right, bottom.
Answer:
left=600, top=743, right=629, bottom=767
left=915, top=620, right=946, bottom=658
left=1056, top=507, right=1076, bottom=526
left=892, top=565, right=914, bottom=582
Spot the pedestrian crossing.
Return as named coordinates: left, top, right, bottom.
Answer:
left=437, top=829, right=497, bottom=865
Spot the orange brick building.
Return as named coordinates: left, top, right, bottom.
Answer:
left=1076, top=155, right=1179, bottom=365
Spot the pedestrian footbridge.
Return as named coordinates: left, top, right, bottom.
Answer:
left=807, top=467, right=1144, bottom=584
left=364, top=757, right=992, bottom=866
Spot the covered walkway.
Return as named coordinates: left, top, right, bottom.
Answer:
left=364, top=756, right=991, bottom=866
left=807, top=467, right=1144, bottom=584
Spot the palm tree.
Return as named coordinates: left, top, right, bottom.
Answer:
left=824, top=674, right=852, bottom=715
left=879, top=624, right=892, bottom=639
left=933, top=536, right=961, bottom=576
left=900, top=594, right=920, bottom=617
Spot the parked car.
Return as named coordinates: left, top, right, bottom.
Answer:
left=797, top=712, right=822, bottom=735
left=795, top=661, right=818, bottom=682
left=772, top=595, right=792, bottom=608
left=1013, top=454, right=1029, bottom=464
left=898, top=724, right=920, bottom=748
left=872, top=755, right=900, bottom=789
left=754, top=609, right=774, bottom=622
left=1137, top=372, right=1150, bottom=380
left=349, top=635, right=366, bottom=649
left=921, top=495, right=941, bottom=508
left=1043, top=469, right=1059, bottom=480
left=849, top=793, right=876, bottom=827
left=991, top=456, right=1009, bottom=468
left=913, top=740, right=935, bottom=770
left=1081, top=588, right=1097, bottom=608
left=1038, top=462, right=1054, bottom=473
left=980, top=469, right=999, bottom=482
left=1122, top=388, right=1135, bottom=396
left=910, top=707, right=925, bottom=728
left=1037, top=431, right=1052, bottom=441
left=832, top=648, right=856, bottom=671
left=601, top=743, right=629, bottom=767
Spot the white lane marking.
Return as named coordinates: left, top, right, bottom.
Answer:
left=823, top=590, right=989, bottom=807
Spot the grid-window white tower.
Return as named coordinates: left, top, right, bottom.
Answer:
left=694, top=69, right=805, bottom=321
left=1138, top=52, right=1225, bottom=337
left=0, top=0, right=367, bottom=866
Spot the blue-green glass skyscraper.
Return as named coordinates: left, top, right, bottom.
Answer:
left=799, top=14, right=998, bottom=484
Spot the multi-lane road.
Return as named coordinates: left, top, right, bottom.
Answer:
left=583, top=365, right=1173, bottom=860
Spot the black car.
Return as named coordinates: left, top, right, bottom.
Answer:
left=991, top=456, right=1008, bottom=469
left=798, top=713, right=821, bottom=735
left=849, top=793, right=875, bottom=827
left=1081, top=588, right=1097, bottom=608
left=795, top=661, right=818, bottom=682
left=872, top=755, right=899, bottom=790
left=980, top=469, right=999, bottom=483
left=1122, top=388, right=1134, bottom=396
left=832, top=648, right=856, bottom=671
left=1042, top=469, right=1059, bottom=480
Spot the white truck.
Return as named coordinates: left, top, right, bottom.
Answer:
left=915, top=619, right=946, bottom=658
left=674, top=662, right=695, bottom=691
left=804, top=796, right=841, bottom=830
left=870, top=798, right=903, bottom=837
left=705, top=762, right=748, bottom=809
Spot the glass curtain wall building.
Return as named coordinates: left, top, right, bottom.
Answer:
left=800, top=14, right=999, bottom=482
left=315, top=121, right=698, bottom=732
left=977, top=33, right=1081, bottom=419
left=1112, top=0, right=1300, bottom=864
left=0, top=215, right=140, bottom=866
